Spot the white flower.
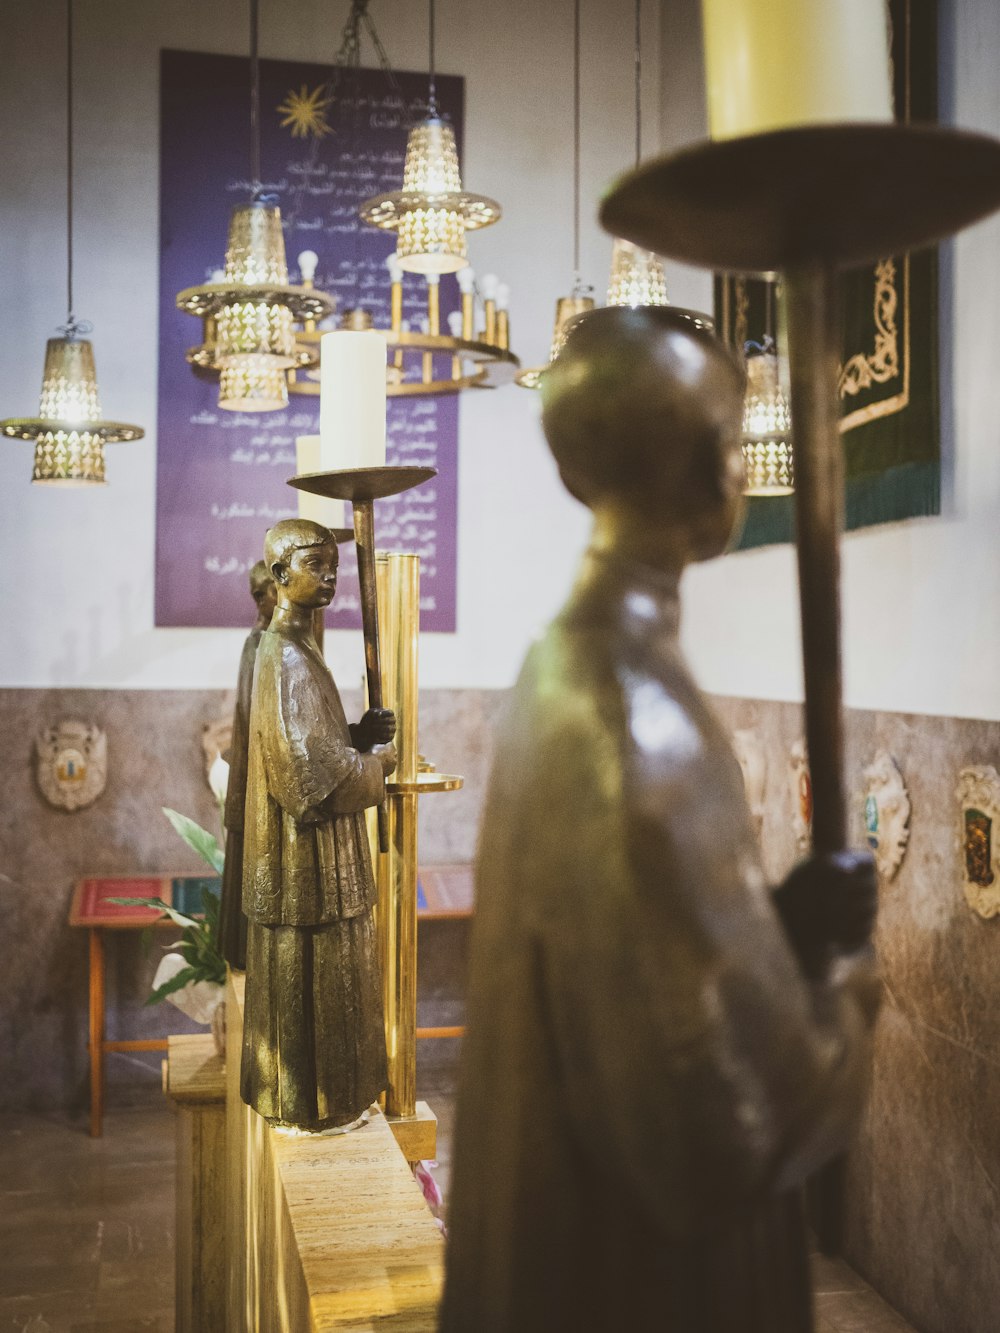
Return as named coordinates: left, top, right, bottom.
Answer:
left=208, top=752, right=230, bottom=806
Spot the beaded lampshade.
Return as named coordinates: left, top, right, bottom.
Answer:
left=177, top=200, right=334, bottom=412
left=606, top=238, right=669, bottom=308
left=741, top=348, right=794, bottom=495
left=359, top=116, right=502, bottom=274
left=1, top=337, right=144, bottom=486
left=516, top=292, right=596, bottom=389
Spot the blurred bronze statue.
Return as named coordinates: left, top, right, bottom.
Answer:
left=441, top=308, right=881, bottom=1332
left=219, top=559, right=276, bottom=971
left=240, top=519, right=395, bottom=1131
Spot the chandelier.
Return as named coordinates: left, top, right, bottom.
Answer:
left=287, top=0, right=517, bottom=398
left=1, top=0, right=143, bottom=484
left=358, top=0, right=501, bottom=273
left=288, top=259, right=518, bottom=398
left=606, top=0, right=670, bottom=310
left=175, top=0, right=335, bottom=412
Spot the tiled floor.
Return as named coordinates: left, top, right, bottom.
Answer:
left=0, top=1093, right=174, bottom=1332
left=0, top=1082, right=918, bottom=1333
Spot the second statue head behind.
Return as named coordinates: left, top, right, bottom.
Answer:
left=541, top=306, right=747, bottom=565
left=265, top=519, right=340, bottom=610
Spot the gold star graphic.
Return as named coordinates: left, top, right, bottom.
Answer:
left=277, top=83, right=333, bottom=139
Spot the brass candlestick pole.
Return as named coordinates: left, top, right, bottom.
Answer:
left=375, top=553, right=463, bottom=1117
left=602, top=121, right=1000, bottom=1248
left=289, top=465, right=463, bottom=1117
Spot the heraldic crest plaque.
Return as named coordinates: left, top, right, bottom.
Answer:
left=956, top=765, right=1000, bottom=919
left=35, top=721, right=107, bottom=812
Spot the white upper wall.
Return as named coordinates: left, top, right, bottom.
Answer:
left=661, top=0, right=1000, bottom=722
left=7, top=0, right=1000, bottom=721
left=0, top=0, right=660, bottom=690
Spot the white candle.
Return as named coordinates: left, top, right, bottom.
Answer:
left=319, top=330, right=387, bottom=471
left=701, top=0, right=892, bottom=140
left=295, top=434, right=347, bottom=529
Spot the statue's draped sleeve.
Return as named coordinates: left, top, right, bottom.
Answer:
left=257, top=638, right=384, bottom=821
left=243, top=631, right=384, bottom=927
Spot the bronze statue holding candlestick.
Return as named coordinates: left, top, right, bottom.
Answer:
left=441, top=308, right=881, bottom=1332
left=240, top=519, right=395, bottom=1131
left=219, top=559, right=276, bottom=972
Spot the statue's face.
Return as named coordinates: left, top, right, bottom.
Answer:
left=279, top=540, right=339, bottom=609
left=251, top=576, right=277, bottom=621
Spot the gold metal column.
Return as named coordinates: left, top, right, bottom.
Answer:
left=372, top=553, right=462, bottom=1119
left=376, top=553, right=418, bottom=1118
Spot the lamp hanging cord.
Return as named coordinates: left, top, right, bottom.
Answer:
left=634, top=0, right=642, bottom=167
left=249, top=0, right=262, bottom=197
left=427, top=0, right=438, bottom=116
left=66, top=0, right=75, bottom=332
left=572, top=0, right=581, bottom=288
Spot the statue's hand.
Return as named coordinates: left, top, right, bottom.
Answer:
left=354, top=707, right=397, bottom=751
left=372, top=742, right=397, bottom=777
left=773, top=850, right=877, bottom=980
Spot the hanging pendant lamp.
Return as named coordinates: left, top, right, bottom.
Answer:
left=517, top=0, right=595, bottom=389
left=175, top=0, right=334, bottom=411
left=606, top=0, right=669, bottom=308
left=741, top=279, right=794, bottom=495
left=359, top=0, right=501, bottom=273
left=0, top=0, right=144, bottom=485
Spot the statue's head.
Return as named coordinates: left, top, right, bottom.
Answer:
left=541, top=306, right=746, bottom=564
left=264, top=519, right=339, bottom=610
left=248, top=558, right=278, bottom=623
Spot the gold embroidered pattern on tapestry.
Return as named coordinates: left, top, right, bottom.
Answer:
left=838, top=255, right=911, bottom=434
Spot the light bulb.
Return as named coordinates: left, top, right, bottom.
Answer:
left=496, top=283, right=510, bottom=311
left=480, top=273, right=499, bottom=300
left=297, top=250, right=319, bottom=284
left=447, top=311, right=463, bottom=337
left=211, top=268, right=225, bottom=283
left=386, top=254, right=404, bottom=285
left=456, top=266, right=476, bottom=295
left=425, top=271, right=440, bottom=287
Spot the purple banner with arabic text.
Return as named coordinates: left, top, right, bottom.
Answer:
left=155, top=49, right=462, bottom=630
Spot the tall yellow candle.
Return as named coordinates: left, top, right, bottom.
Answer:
left=319, top=330, right=387, bottom=471
left=295, top=434, right=347, bottom=529
left=701, top=0, right=892, bottom=139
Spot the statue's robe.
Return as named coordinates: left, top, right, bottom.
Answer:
left=219, top=625, right=263, bottom=971
left=240, top=612, right=387, bottom=1130
left=441, top=551, right=877, bottom=1332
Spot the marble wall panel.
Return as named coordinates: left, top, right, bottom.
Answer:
left=712, top=695, right=1000, bottom=1333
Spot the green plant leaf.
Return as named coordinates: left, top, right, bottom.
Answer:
left=106, top=896, right=201, bottom=931
left=162, top=807, right=225, bottom=874
left=146, top=965, right=200, bottom=1006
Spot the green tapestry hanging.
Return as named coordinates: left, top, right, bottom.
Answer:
left=715, top=0, right=939, bottom=550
